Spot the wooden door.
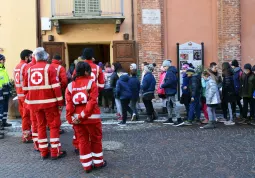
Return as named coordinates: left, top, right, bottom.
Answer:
left=43, top=42, right=65, bottom=65
left=113, top=41, right=137, bottom=73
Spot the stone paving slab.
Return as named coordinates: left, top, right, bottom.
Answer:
left=1, top=123, right=255, bottom=178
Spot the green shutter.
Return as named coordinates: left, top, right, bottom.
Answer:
left=74, top=0, right=101, bottom=16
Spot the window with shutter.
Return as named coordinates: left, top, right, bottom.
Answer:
left=74, top=0, right=101, bottom=16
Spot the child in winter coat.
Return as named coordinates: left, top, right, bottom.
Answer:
left=183, top=68, right=202, bottom=126
left=128, top=69, right=140, bottom=121
left=221, top=62, right=236, bottom=126
left=103, top=63, right=113, bottom=113
left=157, top=66, right=167, bottom=113
left=200, top=71, right=221, bottom=129
left=180, top=63, right=191, bottom=118
left=116, top=69, right=132, bottom=126
left=201, top=77, right=210, bottom=123
left=141, top=64, right=157, bottom=123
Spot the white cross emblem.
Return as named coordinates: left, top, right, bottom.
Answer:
left=73, top=92, right=87, bottom=104
left=31, top=72, right=43, bottom=85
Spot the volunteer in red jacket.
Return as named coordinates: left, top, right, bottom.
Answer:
left=23, top=47, right=66, bottom=160
left=72, top=48, right=105, bottom=151
left=22, top=51, right=39, bottom=150
left=14, top=49, right=33, bottom=143
left=51, top=54, right=68, bottom=134
left=66, top=61, right=107, bottom=173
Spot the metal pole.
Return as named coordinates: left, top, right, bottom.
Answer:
left=177, top=43, right=180, bottom=101
left=121, top=0, right=124, bottom=16
left=51, top=0, right=56, bottom=17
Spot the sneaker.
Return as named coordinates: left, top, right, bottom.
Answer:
left=131, top=114, right=137, bottom=121
left=117, top=122, right=126, bottom=126
left=163, top=118, right=174, bottom=125
left=2, top=122, right=12, bottom=127
left=224, top=121, right=235, bottom=126
left=51, top=151, right=67, bottom=160
left=183, top=120, right=192, bottom=126
left=201, top=119, right=209, bottom=124
left=236, top=118, right=249, bottom=125
left=217, top=118, right=227, bottom=123
left=118, top=117, right=123, bottom=121
left=173, top=119, right=185, bottom=127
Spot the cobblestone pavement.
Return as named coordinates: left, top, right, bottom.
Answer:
left=1, top=123, right=255, bottom=178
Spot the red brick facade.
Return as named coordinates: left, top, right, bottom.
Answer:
left=137, top=0, right=242, bottom=71
left=217, top=0, right=241, bottom=66
left=137, top=0, right=165, bottom=77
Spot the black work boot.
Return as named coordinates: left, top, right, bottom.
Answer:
left=0, top=121, right=4, bottom=130
left=2, top=119, right=12, bottom=127
left=152, top=111, right=158, bottom=120
left=0, top=132, right=4, bottom=139
left=163, top=118, right=174, bottom=125
left=145, top=116, right=153, bottom=123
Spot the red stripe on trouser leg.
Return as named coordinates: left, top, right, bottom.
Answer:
left=86, top=122, right=104, bottom=168
left=35, top=110, right=49, bottom=157
left=74, top=125, right=93, bottom=171
left=72, top=128, right=79, bottom=149
left=44, top=107, right=61, bottom=157
left=30, top=110, right=39, bottom=150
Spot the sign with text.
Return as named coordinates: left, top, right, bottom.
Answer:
left=177, top=41, right=204, bottom=99
left=142, top=9, right=161, bottom=25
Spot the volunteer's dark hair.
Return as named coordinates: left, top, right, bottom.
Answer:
left=112, top=62, right=122, bottom=72
left=143, top=62, right=148, bottom=66
left=20, top=50, right=33, bottom=60
left=53, top=54, right=61, bottom=60
left=117, top=68, right=126, bottom=73
left=74, top=61, right=91, bottom=81
left=82, top=48, right=94, bottom=60
left=210, top=62, right=217, bottom=68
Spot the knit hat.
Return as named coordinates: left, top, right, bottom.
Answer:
left=182, top=64, right=189, bottom=70
left=144, top=64, right=155, bottom=72
left=231, top=60, right=239, bottom=67
left=130, top=63, right=137, bottom=70
left=186, top=68, right=195, bottom=75
left=0, top=54, right=5, bottom=60
left=244, top=63, right=252, bottom=71
left=162, top=60, right=171, bottom=67
left=252, top=65, right=255, bottom=72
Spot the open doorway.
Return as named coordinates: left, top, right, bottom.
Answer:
left=68, top=44, right=110, bottom=66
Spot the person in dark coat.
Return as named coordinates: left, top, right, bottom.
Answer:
left=160, top=60, right=183, bottom=126
left=141, top=64, right=156, bottom=123
left=116, top=69, right=132, bottom=126
left=183, top=68, right=202, bottom=126
left=231, top=59, right=243, bottom=118
left=128, top=69, right=140, bottom=121
left=110, top=62, right=123, bottom=119
left=238, top=64, right=255, bottom=124
left=221, top=62, right=236, bottom=125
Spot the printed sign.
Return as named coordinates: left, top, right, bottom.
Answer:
left=142, top=9, right=161, bottom=25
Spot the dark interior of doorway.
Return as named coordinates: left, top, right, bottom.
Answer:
left=68, top=44, right=110, bottom=66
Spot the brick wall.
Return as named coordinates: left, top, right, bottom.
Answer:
left=137, top=0, right=165, bottom=80
left=217, top=0, right=241, bottom=67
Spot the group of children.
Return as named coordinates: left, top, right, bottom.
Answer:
left=101, top=58, right=255, bottom=129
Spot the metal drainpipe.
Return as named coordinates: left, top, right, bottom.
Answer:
left=36, top=0, right=42, bottom=47
left=131, top=0, right=135, bottom=40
